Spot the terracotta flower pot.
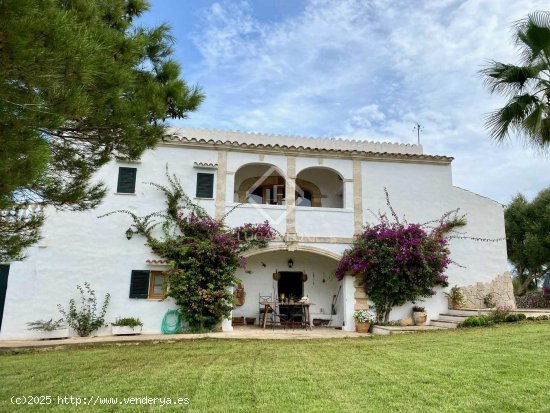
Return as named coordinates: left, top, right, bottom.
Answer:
left=412, top=311, right=427, bottom=326
left=355, top=322, right=371, bottom=333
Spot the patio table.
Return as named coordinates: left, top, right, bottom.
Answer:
left=259, top=301, right=313, bottom=330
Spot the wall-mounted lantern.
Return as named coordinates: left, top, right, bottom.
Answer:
left=125, top=227, right=134, bottom=240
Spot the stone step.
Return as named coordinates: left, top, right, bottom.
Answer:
left=371, top=325, right=445, bottom=335
left=430, top=319, right=459, bottom=329
left=438, top=314, right=470, bottom=322
left=446, top=309, right=481, bottom=317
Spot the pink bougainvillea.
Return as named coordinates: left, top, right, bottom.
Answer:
left=106, top=172, right=275, bottom=331
left=336, top=198, right=466, bottom=323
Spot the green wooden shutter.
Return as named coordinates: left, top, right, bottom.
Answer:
left=117, top=167, right=137, bottom=193
left=0, top=265, right=9, bottom=331
left=196, top=173, right=214, bottom=198
left=129, top=270, right=150, bottom=298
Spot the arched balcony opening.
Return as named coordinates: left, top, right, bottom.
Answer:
left=234, top=163, right=287, bottom=205
left=295, top=167, right=344, bottom=208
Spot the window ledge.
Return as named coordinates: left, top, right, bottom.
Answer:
left=296, top=206, right=352, bottom=213
left=227, top=203, right=286, bottom=210
left=114, top=192, right=137, bottom=196
left=194, top=197, right=215, bottom=200
left=146, top=298, right=166, bottom=301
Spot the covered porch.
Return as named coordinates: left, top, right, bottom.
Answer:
left=227, top=247, right=355, bottom=332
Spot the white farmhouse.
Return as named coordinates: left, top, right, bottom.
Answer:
left=0, top=128, right=510, bottom=339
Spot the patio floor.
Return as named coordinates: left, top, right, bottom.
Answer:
left=0, top=326, right=368, bottom=350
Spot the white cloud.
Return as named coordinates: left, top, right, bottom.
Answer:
left=180, top=0, right=549, bottom=203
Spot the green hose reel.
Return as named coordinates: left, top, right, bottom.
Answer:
left=161, top=309, right=181, bottom=334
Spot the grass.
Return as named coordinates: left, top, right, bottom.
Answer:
left=1, top=323, right=550, bottom=412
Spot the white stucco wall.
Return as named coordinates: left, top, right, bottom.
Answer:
left=361, top=161, right=507, bottom=322
left=0, top=141, right=508, bottom=339
left=1, top=146, right=222, bottom=339
left=224, top=204, right=287, bottom=234
left=295, top=208, right=354, bottom=238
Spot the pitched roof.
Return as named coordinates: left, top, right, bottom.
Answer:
left=163, top=127, right=453, bottom=163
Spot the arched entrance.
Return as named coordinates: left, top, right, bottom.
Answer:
left=233, top=247, right=345, bottom=328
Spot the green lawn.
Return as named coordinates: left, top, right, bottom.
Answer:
left=1, top=323, right=549, bottom=412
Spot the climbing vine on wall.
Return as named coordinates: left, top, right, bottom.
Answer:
left=336, top=189, right=468, bottom=323
left=103, top=171, right=275, bottom=331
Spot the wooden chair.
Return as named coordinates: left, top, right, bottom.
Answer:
left=259, top=294, right=273, bottom=327
left=259, top=293, right=288, bottom=329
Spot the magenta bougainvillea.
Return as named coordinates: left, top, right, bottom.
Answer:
left=105, top=172, right=275, bottom=331
left=157, top=215, right=274, bottom=331
left=336, top=193, right=465, bottom=323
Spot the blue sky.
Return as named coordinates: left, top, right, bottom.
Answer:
left=140, top=0, right=548, bottom=204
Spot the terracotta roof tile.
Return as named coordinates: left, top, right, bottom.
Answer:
left=146, top=259, right=169, bottom=265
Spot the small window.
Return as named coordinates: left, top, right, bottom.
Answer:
left=148, top=271, right=167, bottom=299
left=117, top=167, right=137, bottom=193
left=129, top=270, right=167, bottom=299
left=196, top=173, right=214, bottom=198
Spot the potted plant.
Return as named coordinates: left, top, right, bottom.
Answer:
left=353, top=309, right=374, bottom=333
left=444, top=285, right=465, bottom=309
left=411, top=306, right=427, bottom=326
left=26, top=318, right=69, bottom=340
left=111, top=317, right=143, bottom=335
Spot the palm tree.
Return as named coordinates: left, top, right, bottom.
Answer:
left=481, top=11, right=550, bottom=151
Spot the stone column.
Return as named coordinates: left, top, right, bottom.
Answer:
left=215, top=151, right=228, bottom=220
left=342, top=274, right=357, bottom=331
left=222, top=286, right=234, bottom=332
left=221, top=315, right=233, bottom=332
left=343, top=179, right=354, bottom=210
left=225, top=171, right=235, bottom=204
left=286, top=156, right=296, bottom=237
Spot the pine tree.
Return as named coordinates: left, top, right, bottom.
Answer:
left=0, top=0, right=204, bottom=261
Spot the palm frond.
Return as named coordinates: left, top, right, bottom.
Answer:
left=514, top=11, right=550, bottom=64
left=485, top=93, right=540, bottom=142
left=480, top=61, right=544, bottom=96
left=522, top=100, right=545, bottom=138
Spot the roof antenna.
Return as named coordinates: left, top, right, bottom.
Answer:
left=413, top=123, right=423, bottom=145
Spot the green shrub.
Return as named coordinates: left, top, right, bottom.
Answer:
left=459, top=315, right=494, bottom=328
left=504, top=313, right=526, bottom=323
left=526, top=316, right=536, bottom=321
left=57, top=282, right=110, bottom=337
left=536, top=315, right=549, bottom=321
left=490, top=305, right=513, bottom=323
left=111, top=317, right=143, bottom=328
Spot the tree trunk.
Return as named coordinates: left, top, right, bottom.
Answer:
left=376, top=301, right=392, bottom=323
left=518, top=273, right=537, bottom=296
